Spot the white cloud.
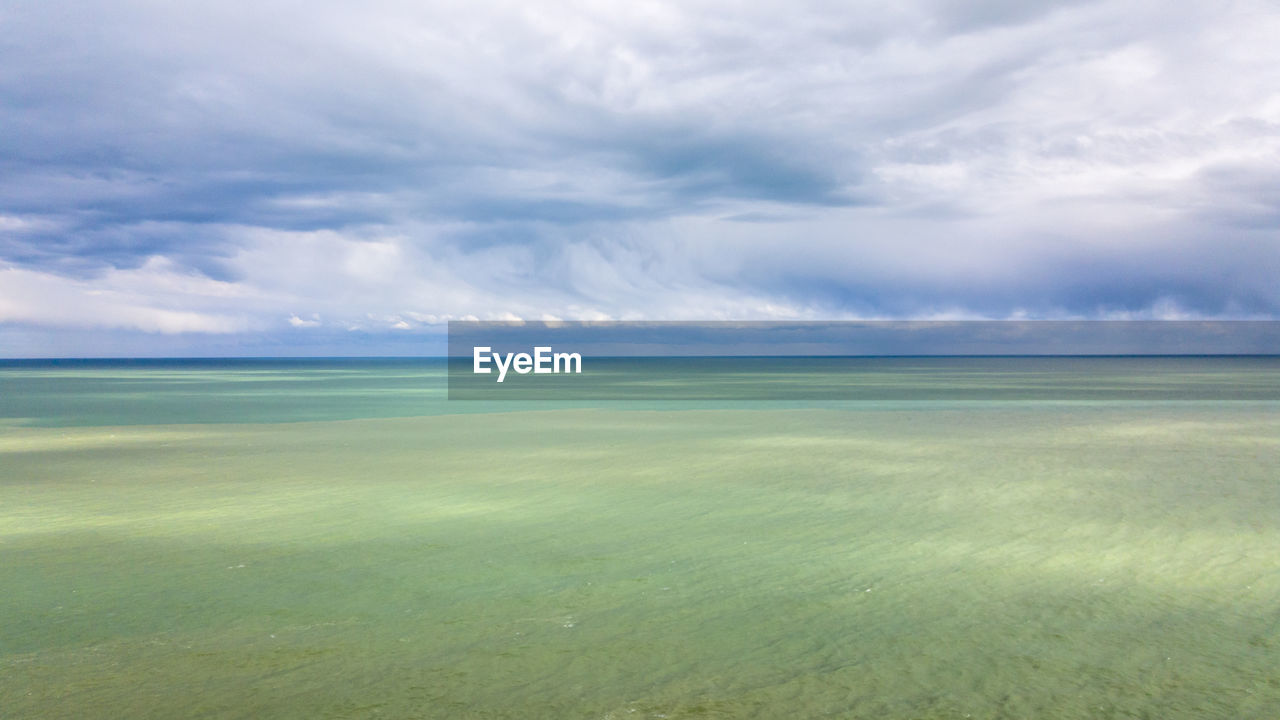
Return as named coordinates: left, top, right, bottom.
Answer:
left=287, top=313, right=321, bottom=328
left=0, top=264, right=248, bottom=333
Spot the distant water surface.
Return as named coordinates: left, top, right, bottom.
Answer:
left=3, top=356, right=1279, bottom=426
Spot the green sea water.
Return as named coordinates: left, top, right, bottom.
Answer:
left=1, top=359, right=1278, bottom=718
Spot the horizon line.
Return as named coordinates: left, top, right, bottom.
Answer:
left=3, top=353, right=1280, bottom=362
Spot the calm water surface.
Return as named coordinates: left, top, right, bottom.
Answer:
left=2, top=359, right=1277, bottom=718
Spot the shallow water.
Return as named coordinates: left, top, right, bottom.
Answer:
left=2, top=360, right=1278, bottom=718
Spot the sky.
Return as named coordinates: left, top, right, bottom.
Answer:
left=2, top=0, right=1278, bottom=356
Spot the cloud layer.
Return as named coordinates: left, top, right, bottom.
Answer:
left=2, top=0, right=1278, bottom=353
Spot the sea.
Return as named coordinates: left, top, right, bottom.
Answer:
left=2, top=357, right=1277, bottom=718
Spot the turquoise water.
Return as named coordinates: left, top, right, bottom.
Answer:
left=1, top=359, right=1278, bottom=718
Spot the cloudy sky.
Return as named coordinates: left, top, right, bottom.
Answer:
left=2, top=0, right=1278, bottom=355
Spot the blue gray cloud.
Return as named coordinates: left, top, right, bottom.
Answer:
left=1, top=0, right=1278, bottom=355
